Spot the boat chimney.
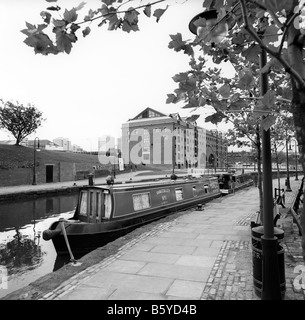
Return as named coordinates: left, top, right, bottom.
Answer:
left=88, top=173, right=94, bottom=186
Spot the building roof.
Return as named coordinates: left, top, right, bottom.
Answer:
left=131, top=107, right=167, bottom=120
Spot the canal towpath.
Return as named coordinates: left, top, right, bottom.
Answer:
left=2, top=175, right=304, bottom=301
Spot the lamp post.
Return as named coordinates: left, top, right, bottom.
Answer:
left=207, top=144, right=216, bottom=173
left=106, top=148, right=117, bottom=179
left=32, top=137, right=40, bottom=185
left=189, top=8, right=282, bottom=300
left=289, top=139, right=299, bottom=181
left=285, top=132, right=292, bottom=192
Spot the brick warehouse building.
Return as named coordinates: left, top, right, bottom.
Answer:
left=121, top=107, right=228, bottom=171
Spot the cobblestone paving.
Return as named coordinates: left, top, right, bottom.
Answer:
left=200, top=240, right=258, bottom=300
left=234, top=212, right=257, bottom=226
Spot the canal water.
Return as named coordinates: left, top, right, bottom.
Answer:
left=0, top=193, right=79, bottom=299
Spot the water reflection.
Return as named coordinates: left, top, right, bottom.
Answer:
left=0, top=193, right=78, bottom=299
left=0, top=228, right=43, bottom=275
left=0, top=194, right=78, bottom=232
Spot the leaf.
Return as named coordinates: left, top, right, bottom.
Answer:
left=212, top=99, right=228, bottom=111
left=219, top=84, right=231, bottom=99
left=23, top=32, right=57, bottom=55
left=179, top=79, right=197, bottom=92
left=242, top=44, right=261, bottom=64
left=172, top=73, right=189, bottom=83
left=263, top=0, right=291, bottom=13
left=277, top=86, right=292, bottom=101
left=198, top=97, right=206, bottom=106
left=25, top=21, right=36, bottom=30
left=47, top=6, right=61, bottom=11
left=101, top=0, right=116, bottom=5
left=107, top=14, right=121, bottom=30
left=205, top=112, right=227, bottom=124
left=264, top=24, right=280, bottom=43
left=75, top=2, right=86, bottom=11
left=261, top=114, right=276, bottom=131
left=122, top=20, right=139, bottom=33
left=63, top=8, right=78, bottom=23
left=52, top=19, right=66, bottom=27
left=183, top=98, right=199, bottom=109
left=168, top=33, right=194, bottom=56
left=82, top=26, right=91, bottom=37
left=56, top=31, right=74, bottom=53
left=124, top=8, right=139, bottom=25
left=193, top=17, right=207, bottom=29
left=70, top=23, right=80, bottom=32
left=260, top=90, right=276, bottom=109
left=153, top=6, right=168, bottom=23
left=229, top=99, right=248, bottom=111
left=231, top=93, right=240, bottom=102
left=40, top=11, right=52, bottom=24
left=143, top=4, right=151, bottom=17
left=84, top=8, right=95, bottom=21
left=166, top=94, right=176, bottom=104
left=238, top=68, right=255, bottom=90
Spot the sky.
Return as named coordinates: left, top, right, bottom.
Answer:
left=0, top=0, right=235, bottom=151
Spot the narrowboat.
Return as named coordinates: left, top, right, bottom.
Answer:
left=43, top=176, right=221, bottom=255
left=216, top=172, right=254, bottom=194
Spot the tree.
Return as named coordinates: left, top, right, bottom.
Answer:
left=23, top=0, right=305, bottom=259
left=0, top=100, right=45, bottom=145
left=271, top=113, right=295, bottom=192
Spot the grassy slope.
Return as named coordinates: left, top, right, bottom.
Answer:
left=0, top=144, right=100, bottom=167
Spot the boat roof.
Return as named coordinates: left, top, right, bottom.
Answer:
left=81, top=175, right=217, bottom=191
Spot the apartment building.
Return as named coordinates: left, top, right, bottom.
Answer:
left=121, top=107, right=228, bottom=171
left=53, top=137, right=72, bottom=151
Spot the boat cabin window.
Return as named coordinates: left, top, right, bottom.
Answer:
left=79, top=190, right=111, bottom=221
left=175, top=188, right=183, bottom=201
left=192, top=186, right=197, bottom=197
left=133, top=192, right=151, bottom=211
left=104, top=192, right=112, bottom=219
left=89, top=191, right=95, bottom=218
left=204, top=184, right=209, bottom=193
left=79, top=191, right=88, bottom=216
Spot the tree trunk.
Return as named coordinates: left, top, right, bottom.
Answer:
left=255, top=124, right=264, bottom=223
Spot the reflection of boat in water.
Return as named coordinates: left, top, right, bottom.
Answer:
left=43, top=176, right=221, bottom=255
left=213, top=172, right=254, bottom=194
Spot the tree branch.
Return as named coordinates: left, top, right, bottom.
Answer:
left=239, top=0, right=305, bottom=90
left=76, top=0, right=167, bottom=26
left=278, top=11, right=300, bottom=54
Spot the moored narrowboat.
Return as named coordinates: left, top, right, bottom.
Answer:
left=215, top=172, right=254, bottom=194
left=43, top=176, right=221, bottom=255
